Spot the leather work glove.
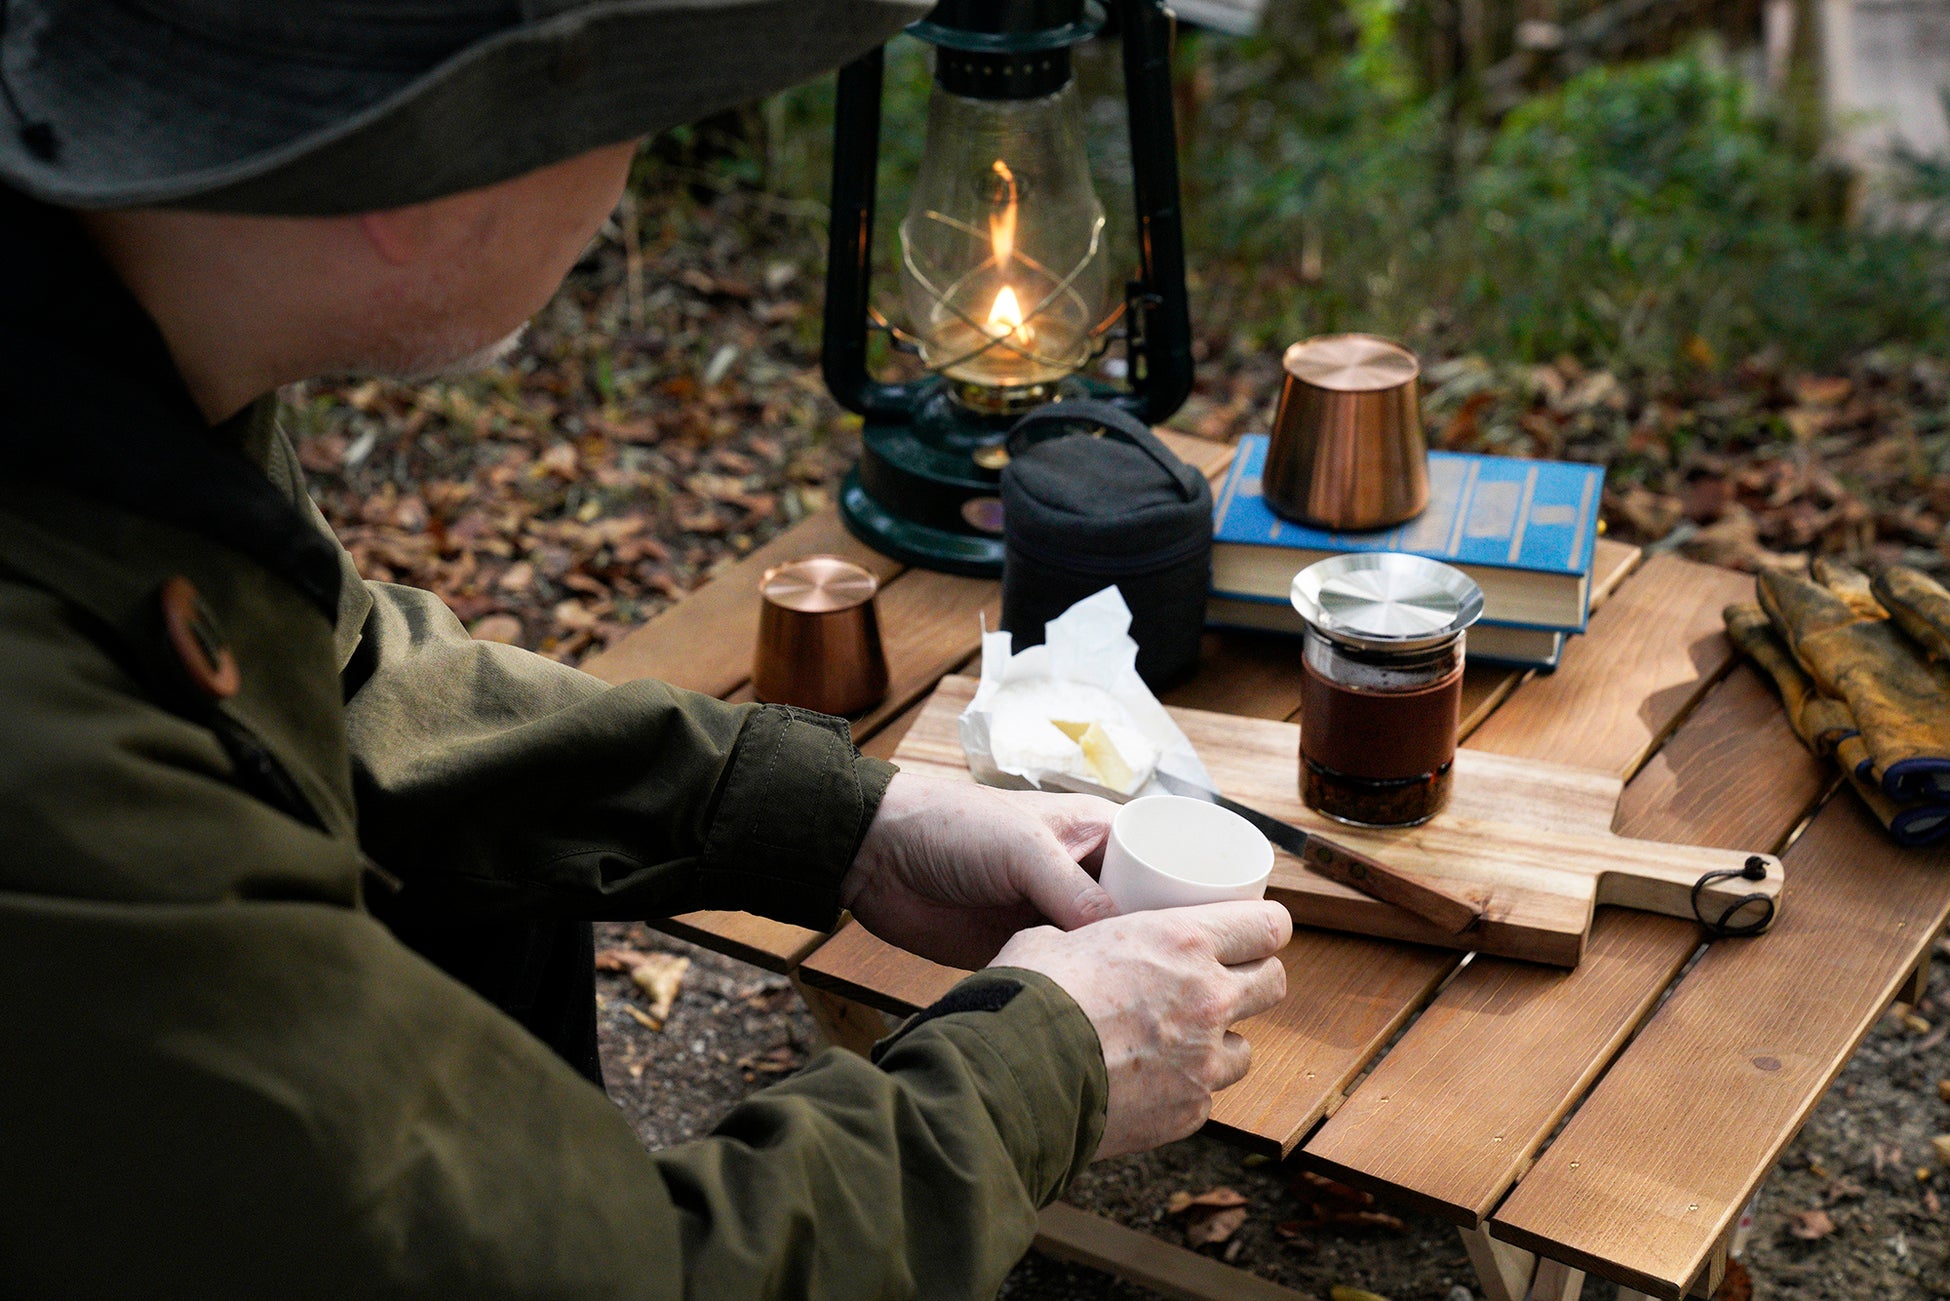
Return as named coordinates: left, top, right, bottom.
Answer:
left=1758, top=559, right=1950, bottom=804
left=1873, top=564, right=1950, bottom=664
left=1724, top=598, right=1950, bottom=846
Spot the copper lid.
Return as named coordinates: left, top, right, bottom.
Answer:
left=760, top=555, right=880, bottom=614
left=1264, top=333, right=1429, bottom=532
left=1282, top=333, right=1420, bottom=391
left=753, top=555, right=888, bottom=716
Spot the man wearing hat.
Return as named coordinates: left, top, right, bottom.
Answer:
left=0, top=2, right=1291, bottom=1296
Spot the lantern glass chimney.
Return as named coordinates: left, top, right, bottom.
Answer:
left=899, top=78, right=1108, bottom=414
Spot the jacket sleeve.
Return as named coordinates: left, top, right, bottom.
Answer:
left=339, top=578, right=894, bottom=930
left=257, top=413, right=892, bottom=930
left=3, top=892, right=1106, bottom=1301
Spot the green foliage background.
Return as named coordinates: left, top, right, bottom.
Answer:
left=764, top=0, right=1950, bottom=380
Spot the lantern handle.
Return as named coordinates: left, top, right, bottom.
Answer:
left=1005, top=398, right=1203, bottom=502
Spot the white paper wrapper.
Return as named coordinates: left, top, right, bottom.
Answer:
left=958, top=587, right=1212, bottom=796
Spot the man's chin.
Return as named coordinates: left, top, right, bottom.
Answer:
left=358, top=325, right=529, bottom=385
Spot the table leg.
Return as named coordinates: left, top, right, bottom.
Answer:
left=1529, top=1257, right=1585, bottom=1301
left=794, top=976, right=890, bottom=1056
left=1900, top=945, right=1934, bottom=1007
left=1458, top=1226, right=1535, bottom=1301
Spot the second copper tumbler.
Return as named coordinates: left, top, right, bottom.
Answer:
left=1263, top=333, right=1428, bottom=532
left=753, top=555, right=890, bottom=717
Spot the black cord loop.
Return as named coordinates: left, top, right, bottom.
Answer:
left=1690, top=854, right=1776, bottom=939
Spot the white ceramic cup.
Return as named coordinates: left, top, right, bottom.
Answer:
left=1098, top=795, right=1275, bottom=913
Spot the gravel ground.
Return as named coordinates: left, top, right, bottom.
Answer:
left=597, top=922, right=1950, bottom=1300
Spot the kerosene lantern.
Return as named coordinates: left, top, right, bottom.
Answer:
left=823, top=0, right=1194, bottom=575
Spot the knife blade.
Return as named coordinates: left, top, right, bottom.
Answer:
left=1149, top=771, right=1484, bottom=934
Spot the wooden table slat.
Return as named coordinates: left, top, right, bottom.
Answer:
left=1301, top=565, right=1831, bottom=1226
left=1465, top=554, right=1754, bottom=778
left=796, top=916, right=966, bottom=1014
left=1491, top=792, right=1950, bottom=1299
left=1611, top=662, right=1836, bottom=849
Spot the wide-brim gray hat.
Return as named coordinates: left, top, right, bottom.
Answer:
left=0, top=0, right=929, bottom=214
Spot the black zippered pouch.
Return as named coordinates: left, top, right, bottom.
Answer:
left=1000, top=400, right=1213, bottom=688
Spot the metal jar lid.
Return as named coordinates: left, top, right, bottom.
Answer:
left=1289, top=553, right=1484, bottom=652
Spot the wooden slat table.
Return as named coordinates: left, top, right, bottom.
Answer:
left=584, top=432, right=1950, bottom=1301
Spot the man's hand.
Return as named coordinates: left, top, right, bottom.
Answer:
left=842, top=773, right=1118, bottom=968
left=993, top=901, right=1291, bottom=1159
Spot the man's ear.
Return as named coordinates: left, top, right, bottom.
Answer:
left=357, top=204, right=436, bottom=267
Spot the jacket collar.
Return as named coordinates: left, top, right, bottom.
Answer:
left=0, top=187, right=342, bottom=622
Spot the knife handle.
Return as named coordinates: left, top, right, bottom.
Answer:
left=1298, top=837, right=1484, bottom=935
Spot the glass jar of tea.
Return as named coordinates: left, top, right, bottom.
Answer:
left=1290, top=554, right=1484, bottom=827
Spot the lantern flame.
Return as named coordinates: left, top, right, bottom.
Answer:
left=986, top=285, right=1029, bottom=344
left=988, top=160, right=1017, bottom=272
left=984, top=160, right=1032, bottom=349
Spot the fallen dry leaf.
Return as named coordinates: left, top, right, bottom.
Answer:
left=1329, top=1287, right=1390, bottom=1301
left=631, top=953, right=690, bottom=1023
left=736, top=1044, right=802, bottom=1081
left=1933, top=1135, right=1950, bottom=1167
left=1329, top=1211, right=1406, bottom=1232
left=1787, top=1207, right=1836, bottom=1240
left=1167, top=1187, right=1250, bottom=1215
left=1938, top=1078, right=1950, bottom=1103
left=470, top=613, right=523, bottom=644
left=1184, top=1205, right=1248, bottom=1248
left=1819, top=1176, right=1865, bottom=1205
left=1713, top=1257, right=1753, bottom=1301
left=1609, top=484, right=1685, bottom=540
left=1293, top=1170, right=1375, bottom=1209
left=594, top=946, right=656, bottom=973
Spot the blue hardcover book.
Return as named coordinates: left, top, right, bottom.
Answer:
left=1211, top=436, right=1603, bottom=631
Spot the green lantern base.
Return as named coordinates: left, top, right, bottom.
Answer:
left=835, top=381, right=1009, bottom=577
left=839, top=470, right=1004, bottom=577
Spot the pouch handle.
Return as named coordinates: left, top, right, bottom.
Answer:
left=1005, top=398, right=1203, bottom=503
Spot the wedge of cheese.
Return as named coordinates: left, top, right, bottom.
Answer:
left=1051, top=719, right=1137, bottom=794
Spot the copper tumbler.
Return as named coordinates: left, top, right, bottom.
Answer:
left=1263, top=333, right=1429, bottom=531
left=752, top=555, right=890, bottom=716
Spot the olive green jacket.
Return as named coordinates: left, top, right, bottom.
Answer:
left=0, top=193, right=1106, bottom=1298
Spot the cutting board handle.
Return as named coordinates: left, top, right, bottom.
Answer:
left=1597, top=849, right=1783, bottom=935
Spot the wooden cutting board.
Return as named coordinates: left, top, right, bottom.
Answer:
left=893, top=677, right=1783, bottom=966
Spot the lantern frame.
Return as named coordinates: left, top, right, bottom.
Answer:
left=822, top=0, right=1194, bottom=576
